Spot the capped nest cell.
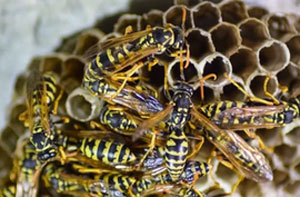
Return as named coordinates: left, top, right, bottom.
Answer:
left=2, top=0, right=300, bottom=196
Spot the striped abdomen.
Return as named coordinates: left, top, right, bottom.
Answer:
left=79, top=138, right=136, bottom=165
left=96, top=173, right=136, bottom=193
left=165, top=127, right=188, bottom=181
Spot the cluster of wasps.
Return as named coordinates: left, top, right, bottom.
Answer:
left=2, top=8, right=300, bottom=197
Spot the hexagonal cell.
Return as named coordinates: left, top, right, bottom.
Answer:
left=0, top=127, right=19, bottom=152
left=114, top=14, right=141, bottom=34
left=163, top=5, right=193, bottom=29
left=0, top=146, right=13, bottom=173
left=66, top=87, right=103, bottom=122
left=185, top=28, right=215, bottom=61
left=74, top=29, right=103, bottom=56
left=283, top=180, right=300, bottom=196
left=276, top=63, right=299, bottom=88
left=230, top=47, right=258, bottom=80
left=167, top=58, right=199, bottom=87
left=256, top=127, right=282, bottom=148
left=274, top=144, right=297, bottom=166
left=210, top=22, right=241, bottom=56
left=62, top=57, right=85, bottom=81
left=238, top=179, right=262, bottom=197
left=220, top=82, right=245, bottom=101
left=219, top=0, right=248, bottom=24
left=55, top=31, right=80, bottom=54
left=272, top=169, right=289, bottom=186
left=199, top=53, right=232, bottom=86
left=26, top=56, right=43, bottom=71
left=265, top=14, right=297, bottom=41
left=239, top=18, right=270, bottom=50
left=192, top=86, right=215, bottom=105
left=293, top=16, right=300, bottom=33
left=140, top=10, right=164, bottom=30
left=13, top=73, right=27, bottom=99
left=249, top=75, right=278, bottom=99
left=294, top=161, right=300, bottom=176
left=290, top=79, right=300, bottom=98
left=257, top=40, right=289, bottom=73
left=286, top=35, right=300, bottom=65
left=247, top=6, right=269, bottom=20
left=8, top=104, right=27, bottom=134
left=215, top=163, right=239, bottom=193
left=286, top=127, right=300, bottom=145
left=40, top=55, right=64, bottom=75
left=191, top=2, right=221, bottom=31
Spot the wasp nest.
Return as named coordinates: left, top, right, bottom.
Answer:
left=1, top=0, right=300, bottom=196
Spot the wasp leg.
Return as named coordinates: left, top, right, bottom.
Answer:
left=200, top=74, right=217, bottom=100
left=90, top=121, right=107, bottom=130
left=242, top=129, right=273, bottom=153
left=223, top=73, right=274, bottom=105
left=52, top=87, right=64, bottom=115
left=72, top=164, right=113, bottom=174
left=263, top=75, right=280, bottom=105
left=187, top=135, right=204, bottom=159
left=163, top=63, right=171, bottom=100
left=111, top=61, right=147, bottom=98
left=136, top=129, right=159, bottom=170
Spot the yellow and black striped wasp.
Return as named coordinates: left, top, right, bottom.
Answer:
left=19, top=70, right=68, bottom=163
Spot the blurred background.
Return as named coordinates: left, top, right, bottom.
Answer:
left=0, top=0, right=300, bottom=130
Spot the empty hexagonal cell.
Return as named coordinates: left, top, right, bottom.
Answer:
left=258, top=40, right=289, bottom=73
left=185, top=28, right=215, bottom=61
left=294, top=162, right=300, bottom=176
left=114, top=14, right=141, bottom=34
left=62, top=57, right=85, bottom=81
left=26, top=56, right=43, bottom=71
left=276, top=63, right=299, bottom=88
left=239, top=18, right=270, bottom=50
left=0, top=146, right=13, bottom=172
left=74, top=30, right=103, bottom=56
left=40, top=55, right=64, bottom=75
left=272, top=169, right=289, bottom=186
left=13, top=73, right=27, bottom=99
left=247, top=6, right=269, bottom=20
left=274, top=144, right=297, bottom=166
left=220, top=0, right=248, bottom=24
left=0, top=127, right=19, bottom=152
left=8, top=104, right=27, bottom=134
left=163, top=5, right=193, bottom=29
left=191, top=2, right=221, bottom=31
left=167, top=59, right=198, bottom=86
left=266, top=14, right=297, bottom=41
left=286, top=35, right=300, bottom=65
left=66, top=87, right=103, bottom=122
left=230, top=47, right=258, bottom=80
left=256, top=127, right=282, bottom=148
left=210, top=23, right=241, bottom=56
left=286, top=127, right=300, bottom=145
left=249, top=75, right=278, bottom=99
left=220, top=82, right=245, bottom=101
left=192, top=86, right=215, bottom=105
left=215, top=163, right=239, bottom=193
left=238, top=179, right=262, bottom=197
left=140, top=10, right=163, bottom=30
left=283, top=180, right=300, bottom=196
left=199, top=53, right=232, bottom=86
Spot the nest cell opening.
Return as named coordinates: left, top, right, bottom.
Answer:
left=230, top=48, right=258, bottom=80
left=272, top=169, right=289, bottom=186
left=140, top=10, right=163, bottom=30
left=250, top=75, right=277, bottom=99
left=247, top=6, right=269, bottom=20
left=286, top=35, right=300, bottom=65
left=258, top=42, right=289, bottom=72
left=186, top=29, right=214, bottom=60
left=202, top=56, right=230, bottom=84
left=164, top=5, right=193, bottom=29
left=286, top=127, right=300, bottom=145
left=220, top=83, right=245, bottom=101
left=256, top=128, right=282, bottom=148
left=220, top=1, right=248, bottom=24
left=276, top=64, right=299, bottom=88
left=114, top=15, right=140, bottom=34
left=63, top=57, right=85, bottom=80
left=1, top=127, right=18, bottom=151
left=169, top=60, right=198, bottom=83
left=239, top=19, right=270, bottom=49
left=141, top=64, right=165, bottom=88
left=192, top=86, right=214, bottom=105
left=75, top=33, right=100, bottom=56
left=237, top=179, right=262, bottom=197
left=68, top=94, right=93, bottom=121
left=267, top=15, right=296, bottom=40
left=192, top=2, right=220, bottom=31
left=274, top=144, right=297, bottom=166
left=41, top=56, right=63, bottom=75
left=210, top=23, right=241, bottom=56
left=283, top=181, right=300, bottom=195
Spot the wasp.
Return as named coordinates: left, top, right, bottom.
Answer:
left=0, top=184, right=16, bottom=197
left=178, top=187, right=206, bottom=197
left=19, top=71, right=68, bottom=162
